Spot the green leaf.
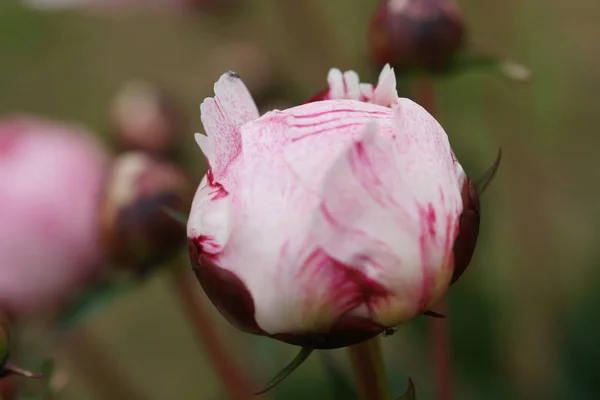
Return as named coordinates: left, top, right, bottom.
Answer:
left=254, top=347, right=314, bottom=396
left=396, top=379, right=416, bottom=400
left=54, top=278, right=135, bottom=332
left=161, top=206, right=188, bottom=226
left=474, top=148, right=503, bottom=195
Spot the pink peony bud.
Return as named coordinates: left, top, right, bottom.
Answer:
left=0, top=118, right=109, bottom=316
left=369, top=0, right=465, bottom=73
left=188, top=66, right=468, bottom=349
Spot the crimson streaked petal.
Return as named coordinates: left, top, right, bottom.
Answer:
left=187, top=173, right=233, bottom=256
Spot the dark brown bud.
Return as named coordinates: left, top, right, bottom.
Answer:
left=111, top=81, right=181, bottom=157
left=369, top=0, right=466, bottom=72
left=451, top=178, right=480, bottom=284
left=99, top=153, right=194, bottom=275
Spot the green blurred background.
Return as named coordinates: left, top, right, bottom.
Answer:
left=1, top=0, right=599, bottom=399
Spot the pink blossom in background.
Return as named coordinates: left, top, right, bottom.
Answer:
left=0, top=118, right=109, bottom=316
left=188, top=66, right=468, bottom=349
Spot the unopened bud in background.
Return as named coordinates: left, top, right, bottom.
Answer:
left=111, top=81, right=181, bottom=157
left=369, top=0, right=465, bottom=73
left=0, top=118, right=109, bottom=316
left=100, top=152, right=194, bottom=275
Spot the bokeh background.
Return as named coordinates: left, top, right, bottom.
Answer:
left=1, top=0, right=599, bottom=399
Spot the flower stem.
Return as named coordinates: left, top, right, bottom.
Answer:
left=170, top=267, right=254, bottom=400
left=0, top=378, right=16, bottom=400
left=429, top=303, right=455, bottom=400
left=347, top=337, right=389, bottom=400
left=414, top=76, right=455, bottom=400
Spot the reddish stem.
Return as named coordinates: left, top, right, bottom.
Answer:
left=61, top=327, right=145, bottom=400
left=347, top=338, right=388, bottom=400
left=414, top=78, right=436, bottom=115
left=0, top=378, right=17, bottom=400
left=429, top=302, right=455, bottom=400
left=414, top=77, right=455, bottom=400
left=170, top=268, right=254, bottom=400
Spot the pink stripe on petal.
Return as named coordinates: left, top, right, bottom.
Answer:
left=289, top=104, right=389, bottom=120
left=187, top=172, right=233, bottom=256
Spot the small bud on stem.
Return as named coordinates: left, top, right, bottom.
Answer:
left=99, top=153, right=194, bottom=275
left=369, top=0, right=466, bottom=73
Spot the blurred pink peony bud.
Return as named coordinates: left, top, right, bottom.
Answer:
left=99, top=152, right=193, bottom=274
left=188, top=66, right=473, bottom=349
left=0, top=118, right=108, bottom=316
left=369, top=0, right=465, bottom=73
left=111, top=81, right=181, bottom=158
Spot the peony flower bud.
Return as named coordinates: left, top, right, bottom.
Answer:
left=188, top=66, right=474, bottom=349
left=369, top=0, right=465, bottom=72
left=99, top=152, right=194, bottom=274
left=0, top=118, right=108, bottom=316
left=111, top=81, right=181, bottom=158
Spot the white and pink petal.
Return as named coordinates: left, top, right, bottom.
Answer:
left=198, top=72, right=259, bottom=184
left=187, top=174, right=233, bottom=258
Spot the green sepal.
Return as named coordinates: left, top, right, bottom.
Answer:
left=474, top=148, right=503, bottom=195
left=396, top=378, right=416, bottom=400
left=254, top=347, right=314, bottom=396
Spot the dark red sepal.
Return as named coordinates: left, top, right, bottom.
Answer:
left=451, top=178, right=480, bottom=284
left=188, top=239, right=264, bottom=335
left=189, top=239, right=388, bottom=349
left=273, top=316, right=385, bottom=350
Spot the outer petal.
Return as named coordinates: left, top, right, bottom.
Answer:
left=313, top=101, right=462, bottom=327
left=198, top=71, right=259, bottom=184
left=187, top=173, right=233, bottom=258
